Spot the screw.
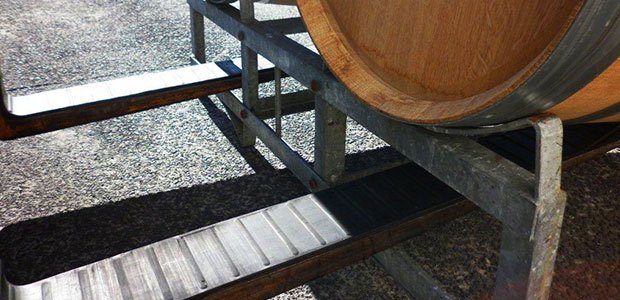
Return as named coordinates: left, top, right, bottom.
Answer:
left=240, top=110, right=248, bottom=119
left=310, top=80, right=321, bottom=92
left=308, top=179, right=318, bottom=189
left=329, top=174, right=339, bottom=182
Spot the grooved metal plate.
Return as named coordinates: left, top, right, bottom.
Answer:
left=4, top=195, right=349, bottom=300
left=0, top=162, right=464, bottom=300
left=7, top=57, right=274, bottom=117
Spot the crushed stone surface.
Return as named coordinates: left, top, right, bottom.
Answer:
left=0, top=1, right=618, bottom=299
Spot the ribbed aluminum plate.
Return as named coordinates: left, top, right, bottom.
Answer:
left=2, top=195, right=349, bottom=300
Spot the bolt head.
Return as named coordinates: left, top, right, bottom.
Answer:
left=240, top=110, right=248, bottom=119
left=308, top=179, right=318, bottom=189
left=310, top=80, right=321, bottom=92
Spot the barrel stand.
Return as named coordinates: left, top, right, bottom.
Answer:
left=189, top=1, right=567, bottom=299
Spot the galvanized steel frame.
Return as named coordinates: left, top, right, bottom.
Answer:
left=189, top=1, right=567, bottom=299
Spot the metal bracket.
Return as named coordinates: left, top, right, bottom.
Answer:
left=191, top=2, right=568, bottom=298
left=237, top=0, right=259, bottom=147
left=190, top=7, right=206, bottom=64
left=274, top=67, right=283, bottom=136
left=314, top=95, right=346, bottom=184
left=424, top=117, right=535, bottom=137
left=494, top=114, right=566, bottom=300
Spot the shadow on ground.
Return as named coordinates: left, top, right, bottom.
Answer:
left=0, top=145, right=405, bottom=286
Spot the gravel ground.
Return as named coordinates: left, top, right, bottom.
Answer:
left=0, top=1, right=618, bottom=299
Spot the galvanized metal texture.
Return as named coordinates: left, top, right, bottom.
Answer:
left=424, top=117, right=533, bottom=137
left=441, top=1, right=620, bottom=127
left=259, top=17, right=306, bottom=35
left=274, top=67, right=283, bottom=136
left=189, top=0, right=537, bottom=230
left=494, top=115, right=566, bottom=299
left=314, top=96, right=347, bottom=184
left=190, top=7, right=206, bottom=64
left=215, top=91, right=329, bottom=191
left=188, top=2, right=569, bottom=299
left=238, top=0, right=260, bottom=147
left=1, top=196, right=347, bottom=300
left=374, top=247, right=455, bottom=300
left=255, top=90, right=315, bottom=119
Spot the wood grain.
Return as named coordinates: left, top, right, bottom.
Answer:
left=548, top=58, right=620, bottom=122
left=297, top=0, right=620, bottom=124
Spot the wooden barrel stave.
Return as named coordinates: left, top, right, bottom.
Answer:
left=296, top=0, right=620, bottom=126
left=548, top=58, right=620, bottom=123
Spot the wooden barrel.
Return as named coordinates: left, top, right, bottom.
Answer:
left=296, top=0, right=620, bottom=126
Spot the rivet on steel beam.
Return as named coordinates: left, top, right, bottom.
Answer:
left=310, top=80, right=321, bottom=92
left=237, top=31, right=245, bottom=41
left=329, top=174, right=339, bottom=182
left=240, top=110, right=248, bottom=119
left=308, top=179, right=318, bottom=189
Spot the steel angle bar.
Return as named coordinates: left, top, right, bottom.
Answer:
left=337, top=158, right=410, bottom=185
left=190, top=7, right=206, bottom=64
left=424, top=117, right=533, bottom=137
left=374, top=247, right=455, bottom=300
left=494, top=114, right=566, bottom=300
left=189, top=0, right=538, bottom=230
left=196, top=3, right=568, bottom=298
left=238, top=0, right=259, bottom=147
left=259, top=17, right=306, bottom=35
left=255, top=90, right=315, bottom=119
left=274, top=67, right=283, bottom=136
left=314, top=95, right=346, bottom=184
left=216, top=91, right=328, bottom=191
left=0, top=260, right=5, bottom=300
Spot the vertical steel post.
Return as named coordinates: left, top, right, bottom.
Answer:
left=190, top=7, right=206, bottom=64
left=494, top=114, right=566, bottom=300
left=238, top=0, right=259, bottom=147
left=314, top=95, right=346, bottom=184
left=0, top=70, right=8, bottom=111
left=184, top=5, right=572, bottom=297
left=274, top=67, right=282, bottom=136
left=0, top=258, right=4, bottom=300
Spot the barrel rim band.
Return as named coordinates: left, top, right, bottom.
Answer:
left=439, top=0, right=620, bottom=127
left=567, top=102, right=620, bottom=124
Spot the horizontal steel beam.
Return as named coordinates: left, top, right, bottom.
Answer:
left=259, top=17, right=306, bottom=35
left=337, top=158, right=410, bottom=185
left=255, top=90, right=314, bottom=119
left=374, top=247, right=454, bottom=300
left=190, top=0, right=539, bottom=230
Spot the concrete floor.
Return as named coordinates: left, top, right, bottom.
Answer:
left=0, top=1, right=618, bottom=299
